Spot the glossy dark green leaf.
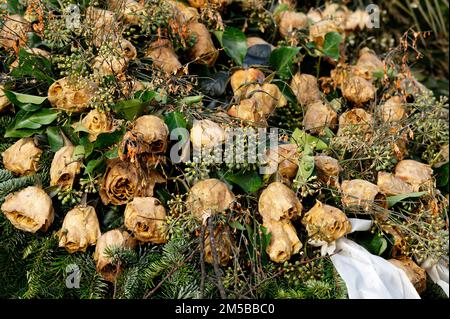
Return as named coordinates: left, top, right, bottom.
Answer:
left=3, top=90, right=47, bottom=111
left=223, top=170, right=262, bottom=193
left=112, top=99, right=144, bottom=121
left=85, top=157, right=105, bottom=174
left=222, top=27, right=247, bottom=66
left=46, top=126, right=64, bottom=152
left=322, top=32, right=343, bottom=61
left=435, top=163, right=449, bottom=188
left=79, top=136, right=94, bottom=158
left=386, top=192, right=427, bottom=208
left=11, top=48, right=53, bottom=83
left=269, top=46, right=300, bottom=79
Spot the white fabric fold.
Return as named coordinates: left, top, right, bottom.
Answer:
left=421, top=257, right=449, bottom=297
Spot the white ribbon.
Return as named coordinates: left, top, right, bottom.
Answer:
left=421, top=257, right=449, bottom=297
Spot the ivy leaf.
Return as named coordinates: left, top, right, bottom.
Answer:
left=290, top=128, right=328, bottom=151
left=79, top=136, right=94, bottom=158
left=386, top=191, right=427, bottom=208
left=222, top=170, right=262, bottom=193
left=222, top=27, right=247, bottom=66
left=46, top=126, right=64, bottom=152
left=228, top=221, right=245, bottom=231
left=85, top=157, right=105, bottom=175
left=112, top=99, right=144, bottom=121
left=165, top=110, right=187, bottom=134
left=322, top=32, right=343, bottom=61
left=269, top=46, right=300, bottom=79
left=94, top=128, right=125, bottom=149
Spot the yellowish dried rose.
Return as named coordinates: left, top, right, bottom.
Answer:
left=93, top=39, right=136, bottom=76
left=258, top=182, right=302, bottom=222
left=230, top=68, right=265, bottom=97
left=188, top=0, right=231, bottom=8
left=303, top=101, right=338, bottom=135
left=187, top=178, right=235, bottom=221
left=388, top=257, right=427, bottom=294
left=48, top=77, right=97, bottom=112
left=306, top=8, right=322, bottom=24
left=265, top=144, right=299, bottom=180
left=247, top=83, right=287, bottom=116
left=2, top=138, right=42, bottom=175
left=337, top=108, right=374, bottom=138
left=133, top=115, right=170, bottom=154
left=166, top=0, right=199, bottom=24
left=264, top=219, right=301, bottom=263
left=394, top=160, right=433, bottom=191
left=433, top=144, right=449, bottom=168
left=377, top=171, right=413, bottom=196
left=341, top=179, right=379, bottom=208
left=355, top=47, right=384, bottom=79
left=309, top=19, right=342, bottom=46
left=94, top=229, right=137, bottom=282
left=1, top=186, right=54, bottom=233
left=381, top=224, right=406, bottom=257
left=379, top=96, right=406, bottom=123
left=187, top=21, right=218, bottom=66
left=85, top=7, right=119, bottom=46
left=0, top=84, right=11, bottom=112
left=50, top=145, right=81, bottom=190
left=58, top=205, right=101, bottom=253
left=204, top=226, right=233, bottom=266
left=227, top=99, right=267, bottom=126
left=290, top=73, right=322, bottom=106
left=302, top=201, right=352, bottom=243
left=321, top=2, right=349, bottom=23
left=146, top=39, right=182, bottom=75
left=0, top=15, right=30, bottom=50
left=345, top=9, right=371, bottom=31
left=121, top=0, right=146, bottom=25
left=278, top=11, right=308, bottom=37
left=124, top=197, right=168, bottom=243
left=81, top=109, right=118, bottom=142
left=191, top=119, right=227, bottom=150
left=341, top=75, right=376, bottom=105
left=314, top=155, right=341, bottom=187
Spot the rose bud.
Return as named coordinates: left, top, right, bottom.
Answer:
left=303, top=101, right=338, bottom=135
left=94, top=229, right=137, bottom=282
left=1, top=186, right=54, bottom=233
left=302, top=201, right=352, bottom=243
left=230, top=68, right=265, bottom=98
left=81, top=109, right=118, bottom=142
left=379, top=96, right=406, bottom=123
left=0, top=15, right=30, bottom=51
left=50, top=144, right=81, bottom=190
left=394, top=160, right=433, bottom=191
left=133, top=115, right=169, bottom=154
left=290, top=73, right=322, bottom=106
left=187, top=21, right=218, bottom=66
left=341, top=179, right=380, bottom=208
left=124, top=197, right=168, bottom=244
left=204, top=226, right=233, bottom=266
left=48, top=77, right=97, bottom=113
left=264, top=144, right=299, bottom=180
left=377, top=171, right=413, bottom=196
left=264, top=219, right=302, bottom=263
left=337, top=108, right=374, bottom=138
left=58, top=205, right=101, bottom=253
left=187, top=178, right=235, bottom=222
left=314, top=155, right=341, bottom=187
left=355, top=47, right=384, bottom=80
left=146, top=39, right=182, bottom=75
left=259, top=182, right=302, bottom=222
left=341, top=75, right=376, bottom=105
left=388, top=257, right=426, bottom=294
left=227, top=99, right=267, bottom=126
left=191, top=119, right=227, bottom=150
left=1, top=84, right=11, bottom=112
left=277, top=11, right=308, bottom=37
left=2, top=138, right=42, bottom=175
left=345, top=9, right=371, bottom=31
left=246, top=83, right=287, bottom=116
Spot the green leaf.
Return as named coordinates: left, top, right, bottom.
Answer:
left=12, top=92, right=47, bottom=105
left=11, top=48, right=53, bottom=83
left=104, top=146, right=119, bottom=159
left=214, top=30, right=223, bottom=45
left=3, top=90, right=47, bottom=112
left=164, top=111, right=187, bottom=131
left=94, top=127, right=125, bottom=149
left=228, top=221, right=245, bottom=231
left=322, top=32, right=343, bottom=61
left=272, top=79, right=297, bottom=104
left=5, top=109, right=58, bottom=137
left=79, top=136, right=94, bottom=158
left=294, top=154, right=315, bottom=188
left=435, top=163, right=449, bottom=189
left=386, top=192, right=427, bottom=208
left=223, top=170, right=262, bottom=193
left=72, top=145, right=85, bottom=161
left=112, top=99, right=144, bottom=121
left=134, top=90, right=157, bottom=102
left=290, top=128, right=328, bottom=151
left=85, top=157, right=105, bottom=174
left=46, top=127, right=64, bottom=152
left=222, top=27, right=247, bottom=66
left=269, top=46, right=300, bottom=79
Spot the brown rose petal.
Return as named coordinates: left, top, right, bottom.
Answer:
left=2, top=138, right=42, bottom=175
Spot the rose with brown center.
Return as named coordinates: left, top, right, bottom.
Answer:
left=50, top=145, right=82, bottom=190
left=230, top=68, right=265, bottom=98
left=264, top=219, right=302, bottom=263
left=204, top=226, right=233, bottom=266
left=146, top=39, right=182, bottom=75
left=48, top=77, right=97, bottom=113
left=81, top=109, right=118, bottom=142
left=2, top=138, right=42, bottom=175
left=290, top=73, right=322, bottom=106
left=258, top=182, right=303, bottom=222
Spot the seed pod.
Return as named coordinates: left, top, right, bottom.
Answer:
left=377, top=172, right=413, bottom=196
left=314, top=155, right=341, bottom=187
left=50, top=144, right=81, bottom=190
left=341, top=179, right=380, bottom=208
left=204, top=226, right=233, bottom=266
left=277, top=11, right=308, bottom=37
left=124, top=197, right=168, bottom=243
left=345, top=9, right=371, bottom=31
left=187, top=21, right=218, bottom=66
left=303, top=101, right=338, bottom=135
left=1, top=186, right=54, bottom=233
left=0, top=84, right=11, bottom=112
left=187, top=178, right=235, bottom=222
left=94, top=229, right=137, bottom=282
left=2, top=138, right=42, bottom=175
left=379, top=96, right=406, bottom=123
left=302, top=201, right=352, bottom=243
left=81, top=109, right=118, bottom=142
left=265, top=144, right=299, bottom=180
left=191, top=119, right=227, bottom=150
left=388, top=257, right=426, bottom=294
left=58, top=205, right=101, bottom=253
left=146, top=39, right=182, bottom=75
left=337, top=108, right=373, bottom=138
left=258, top=182, right=302, bottom=222
left=48, top=77, right=97, bottom=113
left=355, top=47, right=384, bottom=79
left=290, top=73, right=322, bottom=106
left=341, top=75, right=376, bottom=105
left=0, top=15, right=30, bottom=51
left=133, top=115, right=169, bottom=154
left=230, top=68, right=265, bottom=98
left=394, top=160, right=433, bottom=191
left=227, top=99, right=267, bottom=125
left=264, top=219, right=302, bottom=263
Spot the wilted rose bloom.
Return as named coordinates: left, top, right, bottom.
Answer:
left=120, top=0, right=146, bottom=25
left=187, top=179, right=235, bottom=222
left=341, top=75, right=376, bottom=105
left=85, top=7, right=119, bottom=46
left=377, top=172, right=414, bottom=196
left=303, top=101, right=338, bottom=135
left=165, top=0, right=199, bottom=25
left=302, top=201, right=352, bottom=243
left=188, top=0, right=231, bottom=8
left=187, top=21, right=218, bottom=66
left=94, top=229, right=137, bottom=282
left=264, top=144, right=299, bottom=180
left=264, top=219, right=301, bottom=263
left=309, top=19, right=342, bottom=46
left=204, top=226, right=233, bottom=266
left=146, top=39, right=182, bottom=75
left=246, top=36, right=273, bottom=49
left=2, top=138, right=42, bottom=175
left=81, top=109, right=118, bottom=142
left=341, top=179, right=380, bottom=208
left=50, top=145, right=82, bottom=190
left=345, top=9, right=371, bottom=30
left=245, top=83, right=287, bottom=116
left=278, top=11, right=308, bottom=37
left=259, top=182, right=302, bottom=222
left=124, top=197, right=168, bottom=243
left=355, top=47, right=384, bottom=79
left=230, top=68, right=265, bottom=97
left=227, top=99, right=267, bottom=126
left=1, top=186, right=54, bottom=233
left=389, top=257, right=427, bottom=294
left=0, top=15, right=30, bottom=51
left=394, top=160, right=433, bottom=191
left=290, top=73, right=322, bottom=106
left=314, top=155, right=341, bottom=187
left=93, top=55, right=129, bottom=77
left=191, top=119, right=227, bottom=150
left=337, top=108, right=374, bottom=138
left=58, top=205, right=101, bottom=253
left=133, top=115, right=170, bottom=154
left=48, top=77, right=97, bottom=113
left=379, top=96, right=406, bottom=123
